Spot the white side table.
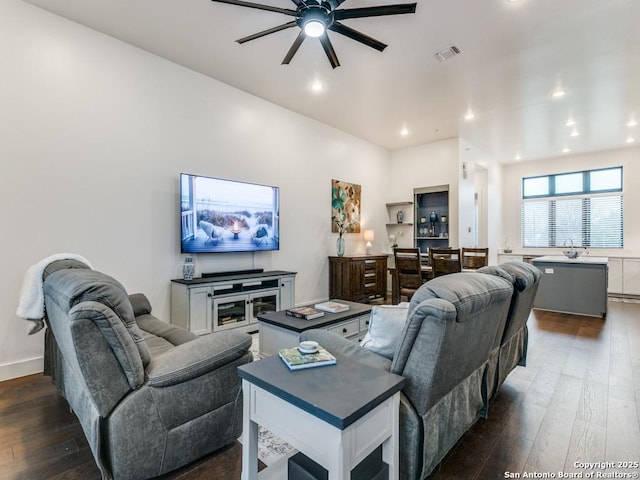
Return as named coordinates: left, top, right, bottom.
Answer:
left=238, top=354, right=406, bottom=480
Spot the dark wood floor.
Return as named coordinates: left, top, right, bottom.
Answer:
left=1, top=301, right=638, bottom=479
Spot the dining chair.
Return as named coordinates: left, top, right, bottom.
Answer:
left=429, top=247, right=462, bottom=278
left=394, top=248, right=424, bottom=301
left=462, top=247, right=489, bottom=269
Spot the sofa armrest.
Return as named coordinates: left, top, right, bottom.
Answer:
left=136, top=313, right=197, bottom=346
left=146, top=331, right=252, bottom=387
left=128, top=293, right=152, bottom=316
left=299, top=329, right=392, bottom=372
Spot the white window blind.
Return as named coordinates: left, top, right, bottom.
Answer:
left=522, top=195, right=623, bottom=248
left=521, top=167, right=623, bottom=249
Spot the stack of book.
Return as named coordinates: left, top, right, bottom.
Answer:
left=314, top=301, right=349, bottom=313
left=278, top=346, right=337, bottom=370
left=285, top=306, right=325, bottom=320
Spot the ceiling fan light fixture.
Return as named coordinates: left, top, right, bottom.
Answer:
left=301, top=7, right=329, bottom=38
left=210, top=0, right=418, bottom=67
left=304, top=19, right=326, bottom=37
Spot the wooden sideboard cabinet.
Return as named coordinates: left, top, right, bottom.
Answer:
left=329, top=255, right=388, bottom=303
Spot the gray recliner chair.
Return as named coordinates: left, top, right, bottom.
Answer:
left=42, top=260, right=252, bottom=480
left=301, top=272, right=514, bottom=479
left=478, top=261, right=542, bottom=401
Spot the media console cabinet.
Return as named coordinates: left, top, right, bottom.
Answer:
left=170, top=270, right=296, bottom=335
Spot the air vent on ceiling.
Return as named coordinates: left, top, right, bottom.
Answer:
left=435, top=45, right=462, bottom=62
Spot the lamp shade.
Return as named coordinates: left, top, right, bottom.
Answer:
left=364, top=230, right=375, bottom=242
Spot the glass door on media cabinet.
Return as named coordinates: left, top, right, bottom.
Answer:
left=213, top=295, right=249, bottom=332
left=249, top=289, right=280, bottom=324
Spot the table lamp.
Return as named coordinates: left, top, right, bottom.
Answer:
left=364, top=229, right=375, bottom=255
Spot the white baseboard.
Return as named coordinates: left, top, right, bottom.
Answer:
left=0, top=356, right=44, bottom=382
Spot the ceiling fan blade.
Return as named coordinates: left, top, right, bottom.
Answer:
left=290, top=0, right=305, bottom=6
left=282, top=31, right=306, bottom=65
left=329, top=22, right=387, bottom=52
left=210, top=0, right=297, bottom=16
left=326, top=0, right=347, bottom=10
left=319, top=34, right=340, bottom=69
left=237, top=21, right=297, bottom=43
left=334, top=3, right=416, bottom=20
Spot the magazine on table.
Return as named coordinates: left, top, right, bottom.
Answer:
left=278, top=346, right=337, bottom=370
left=285, top=306, right=325, bottom=320
left=314, top=301, right=350, bottom=313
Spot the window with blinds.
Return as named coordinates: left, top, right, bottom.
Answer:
left=521, top=167, right=623, bottom=248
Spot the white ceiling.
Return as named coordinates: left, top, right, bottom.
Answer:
left=22, top=0, right=640, bottom=162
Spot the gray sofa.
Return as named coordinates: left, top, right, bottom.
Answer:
left=42, top=260, right=253, bottom=480
left=302, top=271, right=515, bottom=479
left=478, top=261, right=542, bottom=401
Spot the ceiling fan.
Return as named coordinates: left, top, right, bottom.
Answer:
left=210, top=0, right=417, bottom=68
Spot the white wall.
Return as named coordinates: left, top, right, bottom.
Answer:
left=460, top=140, right=504, bottom=265
left=387, top=137, right=501, bottom=258
left=474, top=167, right=489, bottom=248
left=458, top=139, right=479, bottom=248
left=388, top=139, right=461, bottom=248
left=502, top=146, right=640, bottom=257
left=0, top=1, right=391, bottom=380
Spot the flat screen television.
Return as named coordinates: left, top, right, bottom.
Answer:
left=180, top=173, right=280, bottom=254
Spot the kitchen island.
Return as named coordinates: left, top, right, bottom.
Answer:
left=531, top=255, right=608, bottom=317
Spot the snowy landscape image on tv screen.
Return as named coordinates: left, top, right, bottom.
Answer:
left=180, top=173, right=280, bottom=253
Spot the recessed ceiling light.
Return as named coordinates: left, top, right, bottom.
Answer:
left=627, top=136, right=635, bottom=144
left=464, top=110, right=475, bottom=121
left=552, top=89, right=566, bottom=98
left=628, top=119, right=638, bottom=127
left=514, top=153, right=522, bottom=161
left=562, top=146, right=570, bottom=153
left=310, top=81, right=323, bottom=92
left=565, top=118, right=575, bottom=127
left=570, top=128, right=579, bottom=137
left=400, top=126, right=410, bottom=136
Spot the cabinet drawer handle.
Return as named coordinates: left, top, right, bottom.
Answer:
left=342, top=328, right=348, bottom=334
left=207, top=293, right=212, bottom=298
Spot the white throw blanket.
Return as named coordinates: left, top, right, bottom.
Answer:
left=16, top=253, right=93, bottom=335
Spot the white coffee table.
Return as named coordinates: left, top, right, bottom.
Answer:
left=237, top=353, right=406, bottom=480
left=257, top=300, right=372, bottom=356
